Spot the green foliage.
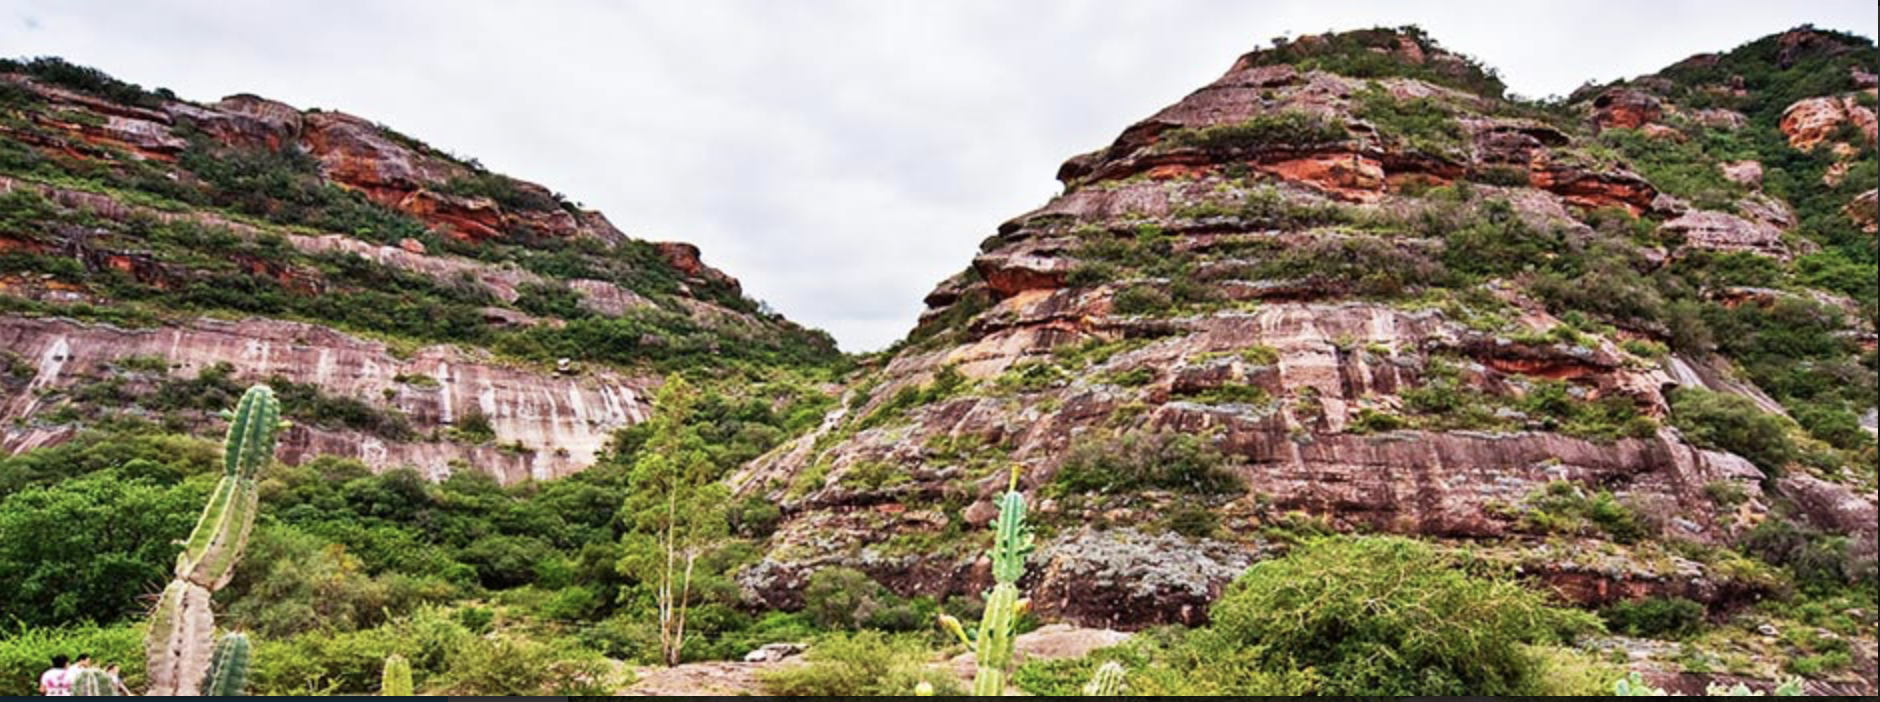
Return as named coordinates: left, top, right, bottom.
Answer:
left=1520, top=482, right=1650, bottom=544
left=1600, top=598, right=1708, bottom=640
left=1668, top=388, right=1799, bottom=476
left=758, top=631, right=959, bottom=697
left=1173, top=381, right=1272, bottom=407
left=0, top=624, right=146, bottom=696
left=1164, top=111, right=1349, bottom=154
left=1204, top=537, right=1598, bottom=696
left=1110, top=284, right=1175, bottom=316
left=802, top=567, right=887, bottom=631
left=615, top=378, right=734, bottom=666
left=1050, top=430, right=1243, bottom=497
left=437, top=171, right=565, bottom=213
left=431, top=634, right=615, bottom=696
left=1599, top=126, right=1750, bottom=210
left=0, top=56, right=171, bottom=107
left=1741, top=518, right=1873, bottom=591
left=1354, top=83, right=1465, bottom=157
left=176, top=136, right=431, bottom=243
left=0, top=466, right=209, bottom=626
left=1250, top=26, right=1508, bottom=97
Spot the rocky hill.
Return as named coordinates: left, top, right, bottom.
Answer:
left=733, top=26, right=1877, bottom=689
left=0, top=58, right=839, bottom=482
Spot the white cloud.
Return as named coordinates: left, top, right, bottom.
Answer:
left=3, top=0, right=1874, bottom=349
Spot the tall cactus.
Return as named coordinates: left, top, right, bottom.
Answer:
left=200, top=632, right=252, bottom=697
left=381, top=654, right=414, bottom=697
left=145, top=386, right=284, bottom=696
left=939, top=467, right=1034, bottom=696
left=69, top=669, right=123, bottom=697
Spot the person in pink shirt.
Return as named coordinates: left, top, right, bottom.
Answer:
left=37, top=655, right=71, bottom=696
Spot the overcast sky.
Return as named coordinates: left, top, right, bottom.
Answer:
left=3, top=1, right=1875, bottom=350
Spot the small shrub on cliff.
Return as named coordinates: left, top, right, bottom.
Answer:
left=802, top=567, right=885, bottom=631
left=1205, top=536, right=1599, bottom=696
left=1600, top=597, right=1708, bottom=640
left=1166, top=111, right=1349, bottom=155
left=1668, top=388, right=1798, bottom=476
left=1051, top=430, right=1242, bottom=497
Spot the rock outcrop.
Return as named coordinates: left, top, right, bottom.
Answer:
left=0, top=62, right=838, bottom=483
left=726, top=29, right=1877, bottom=633
left=0, top=316, right=650, bottom=483
left=1779, top=95, right=1879, bottom=151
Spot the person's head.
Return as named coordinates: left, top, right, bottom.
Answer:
left=50, top=655, right=69, bottom=669
left=75, top=654, right=93, bottom=668
left=106, top=665, right=120, bottom=675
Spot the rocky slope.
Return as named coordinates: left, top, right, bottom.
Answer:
left=1, top=58, right=838, bottom=482
left=733, top=26, right=1878, bottom=687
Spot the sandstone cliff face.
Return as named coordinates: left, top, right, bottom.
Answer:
left=2, top=61, right=838, bottom=483
left=732, top=29, right=1879, bottom=638
left=1, top=316, right=650, bottom=483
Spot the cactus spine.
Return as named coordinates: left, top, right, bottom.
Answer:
left=381, top=654, right=414, bottom=696
left=1083, top=660, right=1126, bottom=696
left=200, top=632, right=252, bottom=697
left=940, top=467, right=1033, bottom=696
left=145, top=386, right=284, bottom=696
left=69, top=669, right=123, bottom=697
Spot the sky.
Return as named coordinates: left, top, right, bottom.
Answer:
left=3, top=1, right=1875, bottom=350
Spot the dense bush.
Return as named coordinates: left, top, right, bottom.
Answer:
left=1051, top=430, right=1243, bottom=497
left=0, top=468, right=208, bottom=626
left=802, top=567, right=886, bottom=631
left=0, top=624, right=146, bottom=696
left=0, top=56, right=171, bottom=107
left=1599, top=597, right=1708, bottom=640
left=1204, top=537, right=1597, bottom=696
left=1249, top=26, right=1508, bottom=97
left=1166, top=111, right=1349, bottom=154
left=757, top=631, right=958, bottom=697
left=1668, top=388, right=1799, bottom=476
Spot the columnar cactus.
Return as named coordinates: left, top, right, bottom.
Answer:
left=145, top=386, right=284, bottom=696
left=1084, top=661, right=1126, bottom=696
left=69, top=669, right=123, bottom=697
left=939, top=467, right=1034, bottom=696
left=381, top=654, right=414, bottom=697
left=200, top=632, right=252, bottom=697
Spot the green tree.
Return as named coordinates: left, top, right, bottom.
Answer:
left=0, top=470, right=206, bottom=626
left=616, top=377, right=732, bottom=667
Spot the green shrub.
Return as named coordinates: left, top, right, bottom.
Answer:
left=1051, top=430, right=1243, bottom=496
left=802, top=567, right=884, bottom=630
left=1206, top=536, right=1599, bottom=696
left=1354, top=84, right=1465, bottom=156
left=1165, top=111, right=1348, bottom=154
left=1249, top=26, right=1508, bottom=97
left=758, top=631, right=959, bottom=697
left=1668, top=388, right=1798, bottom=475
left=432, top=635, right=615, bottom=696
left=0, top=624, right=146, bottom=696
left=1600, top=598, right=1707, bottom=640
left=1111, top=285, right=1175, bottom=316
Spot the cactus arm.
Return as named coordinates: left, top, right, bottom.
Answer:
left=70, top=669, right=123, bottom=697
left=940, top=465, right=1033, bottom=697
left=381, top=654, right=414, bottom=696
left=145, top=581, right=217, bottom=696
left=199, top=632, right=252, bottom=697
left=1084, top=661, right=1126, bottom=696
left=144, top=385, right=282, bottom=696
